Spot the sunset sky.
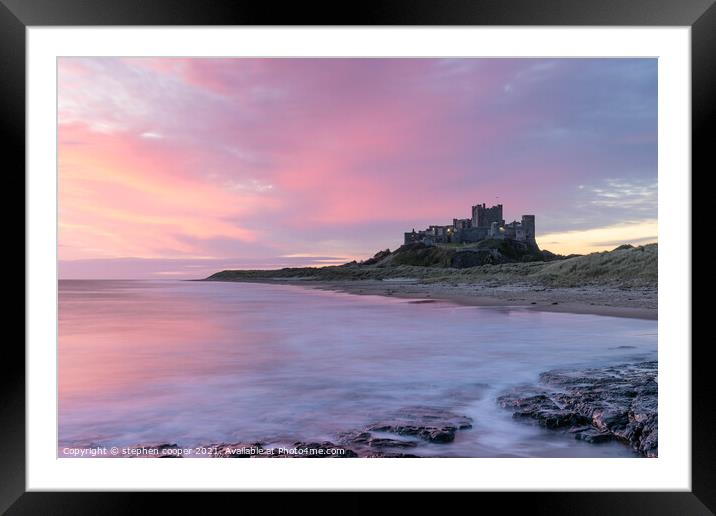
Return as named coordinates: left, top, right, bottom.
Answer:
left=58, top=58, right=657, bottom=279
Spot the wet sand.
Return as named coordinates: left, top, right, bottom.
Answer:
left=229, top=279, right=657, bottom=320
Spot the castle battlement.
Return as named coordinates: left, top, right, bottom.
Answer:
left=404, top=203, right=535, bottom=246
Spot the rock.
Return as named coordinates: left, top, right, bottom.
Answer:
left=363, top=407, right=472, bottom=444
left=343, top=431, right=418, bottom=449
left=497, top=390, right=590, bottom=429
left=448, top=248, right=503, bottom=268
left=497, top=361, right=657, bottom=457
left=367, top=424, right=456, bottom=442
left=156, top=443, right=182, bottom=458
left=335, top=407, right=473, bottom=456
left=571, top=427, right=614, bottom=444
left=367, top=438, right=418, bottom=448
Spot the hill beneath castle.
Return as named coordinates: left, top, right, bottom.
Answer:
left=206, top=242, right=657, bottom=289
left=359, top=239, right=560, bottom=268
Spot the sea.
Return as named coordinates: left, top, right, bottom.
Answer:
left=58, top=279, right=657, bottom=458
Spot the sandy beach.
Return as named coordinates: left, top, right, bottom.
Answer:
left=214, top=279, right=657, bottom=320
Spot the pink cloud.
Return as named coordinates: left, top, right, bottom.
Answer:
left=59, top=123, right=275, bottom=260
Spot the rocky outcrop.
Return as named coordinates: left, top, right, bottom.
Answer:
left=497, top=361, right=658, bottom=457
left=103, top=366, right=657, bottom=459
left=208, top=407, right=473, bottom=458
left=375, top=239, right=554, bottom=269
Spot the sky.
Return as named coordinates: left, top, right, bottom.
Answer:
left=58, top=58, right=657, bottom=279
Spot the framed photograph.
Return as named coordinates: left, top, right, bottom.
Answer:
left=6, top=0, right=711, bottom=512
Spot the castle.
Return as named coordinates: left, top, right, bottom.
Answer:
left=404, top=203, right=536, bottom=245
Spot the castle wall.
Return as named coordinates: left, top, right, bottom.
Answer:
left=404, top=232, right=420, bottom=245
left=453, top=218, right=472, bottom=230
left=454, top=226, right=489, bottom=243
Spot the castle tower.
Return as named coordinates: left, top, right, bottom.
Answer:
left=470, top=204, right=481, bottom=227
left=521, top=215, right=536, bottom=242
left=472, top=203, right=504, bottom=228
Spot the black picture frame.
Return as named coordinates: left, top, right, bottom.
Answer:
left=3, top=0, right=710, bottom=513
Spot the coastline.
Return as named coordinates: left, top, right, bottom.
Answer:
left=203, top=278, right=657, bottom=320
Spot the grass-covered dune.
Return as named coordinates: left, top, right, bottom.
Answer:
left=527, top=243, right=656, bottom=287
left=205, top=243, right=657, bottom=289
